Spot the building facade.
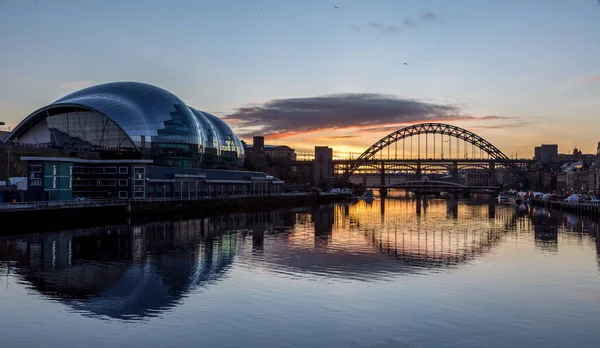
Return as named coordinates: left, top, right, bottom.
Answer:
left=313, top=146, right=333, bottom=185
left=7, top=82, right=288, bottom=201
left=264, top=145, right=296, bottom=160
left=534, top=144, right=559, bottom=163
left=6, top=82, right=245, bottom=169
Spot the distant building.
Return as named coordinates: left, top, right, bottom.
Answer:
left=264, top=145, right=296, bottom=160
left=246, top=136, right=296, bottom=160
left=252, top=136, right=265, bottom=153
left=313, top=146, right=333, bottom=185
left=534, top=144, right=558, bottom=163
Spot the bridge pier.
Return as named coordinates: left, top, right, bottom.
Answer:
left=452, top=161, right=459, bottom=183
left=489, top=162, right=496, bottom=187
left=379, top=162, right=388, bottom=197
left=415, top=161, right=422, bottom=180
left=379, top=187, right=388, bottom=197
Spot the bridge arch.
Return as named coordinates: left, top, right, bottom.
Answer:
left=343, top=123, right=529, bottom=186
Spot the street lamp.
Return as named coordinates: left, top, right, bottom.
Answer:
left=195, top=180, right=198, bottom=199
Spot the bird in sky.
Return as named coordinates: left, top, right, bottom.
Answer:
left=403, top=62, right=408, bottom=65
left=334, top=5, right=339, bottom=9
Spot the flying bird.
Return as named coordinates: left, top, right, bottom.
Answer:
left=334, top=5, right=339, bottom=9
left=403, top=62, right=408, bottom=65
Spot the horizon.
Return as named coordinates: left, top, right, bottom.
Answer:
left=1, top=0, right=599, bottom=157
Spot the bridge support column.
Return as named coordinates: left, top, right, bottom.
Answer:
left=489, top=162, right=496, bottom=187
left=379, top=162, right=388, bottom=197
left=416, top=161, right=422, bottom=180
left=452, top=161, right=459, bottom=183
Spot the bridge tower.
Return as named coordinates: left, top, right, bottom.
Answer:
left=379, top=162, right=388, bottom=197
left=452, top=161, right=459, bottom=183
left=489, top=162, right=496, bottom=187
left=415, top=161, right=422, bottom=180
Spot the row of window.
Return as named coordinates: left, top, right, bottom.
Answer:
left=74, top=190, right=129, bottom=199
left=72, top=179, right=129, bottom=187
left=73, top=166, right=129, bottom=175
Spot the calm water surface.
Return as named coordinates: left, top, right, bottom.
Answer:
left=1, top=198, right=600, bottom=348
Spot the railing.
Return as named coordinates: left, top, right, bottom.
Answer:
left=0, top=192, right=317, bottom=211
left=533, top=198, right=600, bottom=207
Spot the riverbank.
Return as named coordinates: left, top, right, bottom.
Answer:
left=532, top=198, right=600, bottom=217
left=0, top=193, right=353, bottom=234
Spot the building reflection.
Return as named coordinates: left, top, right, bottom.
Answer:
left=0, top=211, right=291, bottom=321
left=530, top=207, right=559, bottom=252
left=312, top=204, right=335, bottom=248
left=4, top=198, right=600, bottom=322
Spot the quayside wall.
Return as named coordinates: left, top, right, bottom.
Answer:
left=0, top=193, right=352, bottom=235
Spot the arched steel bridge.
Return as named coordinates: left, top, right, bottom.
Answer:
left=341, top=123, right=530, bottom=186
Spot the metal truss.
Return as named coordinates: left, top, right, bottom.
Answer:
left=342, top=123, right=530, bottom=186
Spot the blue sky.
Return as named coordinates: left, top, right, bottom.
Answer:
left=1, top=0, right=599, bottom=156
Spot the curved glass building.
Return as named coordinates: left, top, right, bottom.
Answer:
left=6, top=82, right=245, bottom=168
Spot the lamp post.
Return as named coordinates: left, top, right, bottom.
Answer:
left=195, top=180, right=198, bottom=199
left=163, top=184, right=166, bottom=199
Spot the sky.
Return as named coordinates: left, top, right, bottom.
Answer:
left=0, top=0, right=599, bottom=158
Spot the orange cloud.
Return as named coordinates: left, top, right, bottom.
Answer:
left=583, top=76, right=600, bottom=82
left=320, top=135, right=361, bottom=141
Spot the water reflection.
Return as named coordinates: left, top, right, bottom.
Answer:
left=1, top=198, right=600, bottom=324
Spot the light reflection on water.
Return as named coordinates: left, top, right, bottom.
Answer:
left=1, top=197, right=600, bottom=348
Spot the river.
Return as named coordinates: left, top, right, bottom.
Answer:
left=1, top=197, right=599, bottom=348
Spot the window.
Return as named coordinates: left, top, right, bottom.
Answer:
left=106, top=167, right=117, bottom=174
left=30, top=178, right=42, bottom=187
left=119, top=166, right=128, bottom=174
left=118, top=191, right=128, bottom=198
left=119, top=179, right=128, bottom=186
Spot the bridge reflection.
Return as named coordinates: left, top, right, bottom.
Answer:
left=1, top=200, right=600, bottom=321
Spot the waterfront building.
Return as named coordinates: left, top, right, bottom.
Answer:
left=5, top=82, right=244, bottom=168
left=4, top=82, right=284, bottom=201
left=245, top=136, right=297, bottom=160
left=534, top=144, right=559, bottom=163
left=313, top=146, right=333, bottom=185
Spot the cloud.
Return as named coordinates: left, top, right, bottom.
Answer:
left=420, top=12, right=445, bottom=23
left=469, top=121, right=533, bottom=131
left=363, top=12, right=444, bottom=35
left=369, top=21, right=403, bottom=34
left=320, top=135, right=361, bottom=141
left=583, top=76, right=600, bottom=82
left=224, top=93, right=506, bottom=139
left=349, top=25, right=361, bottom=33
left=58, top=80, right=95, bottom=92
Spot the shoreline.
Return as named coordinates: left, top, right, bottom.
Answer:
left=0, top=193, right=353, bottom=235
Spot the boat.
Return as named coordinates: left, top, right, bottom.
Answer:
left=361, top=189, right=374, bottom=201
